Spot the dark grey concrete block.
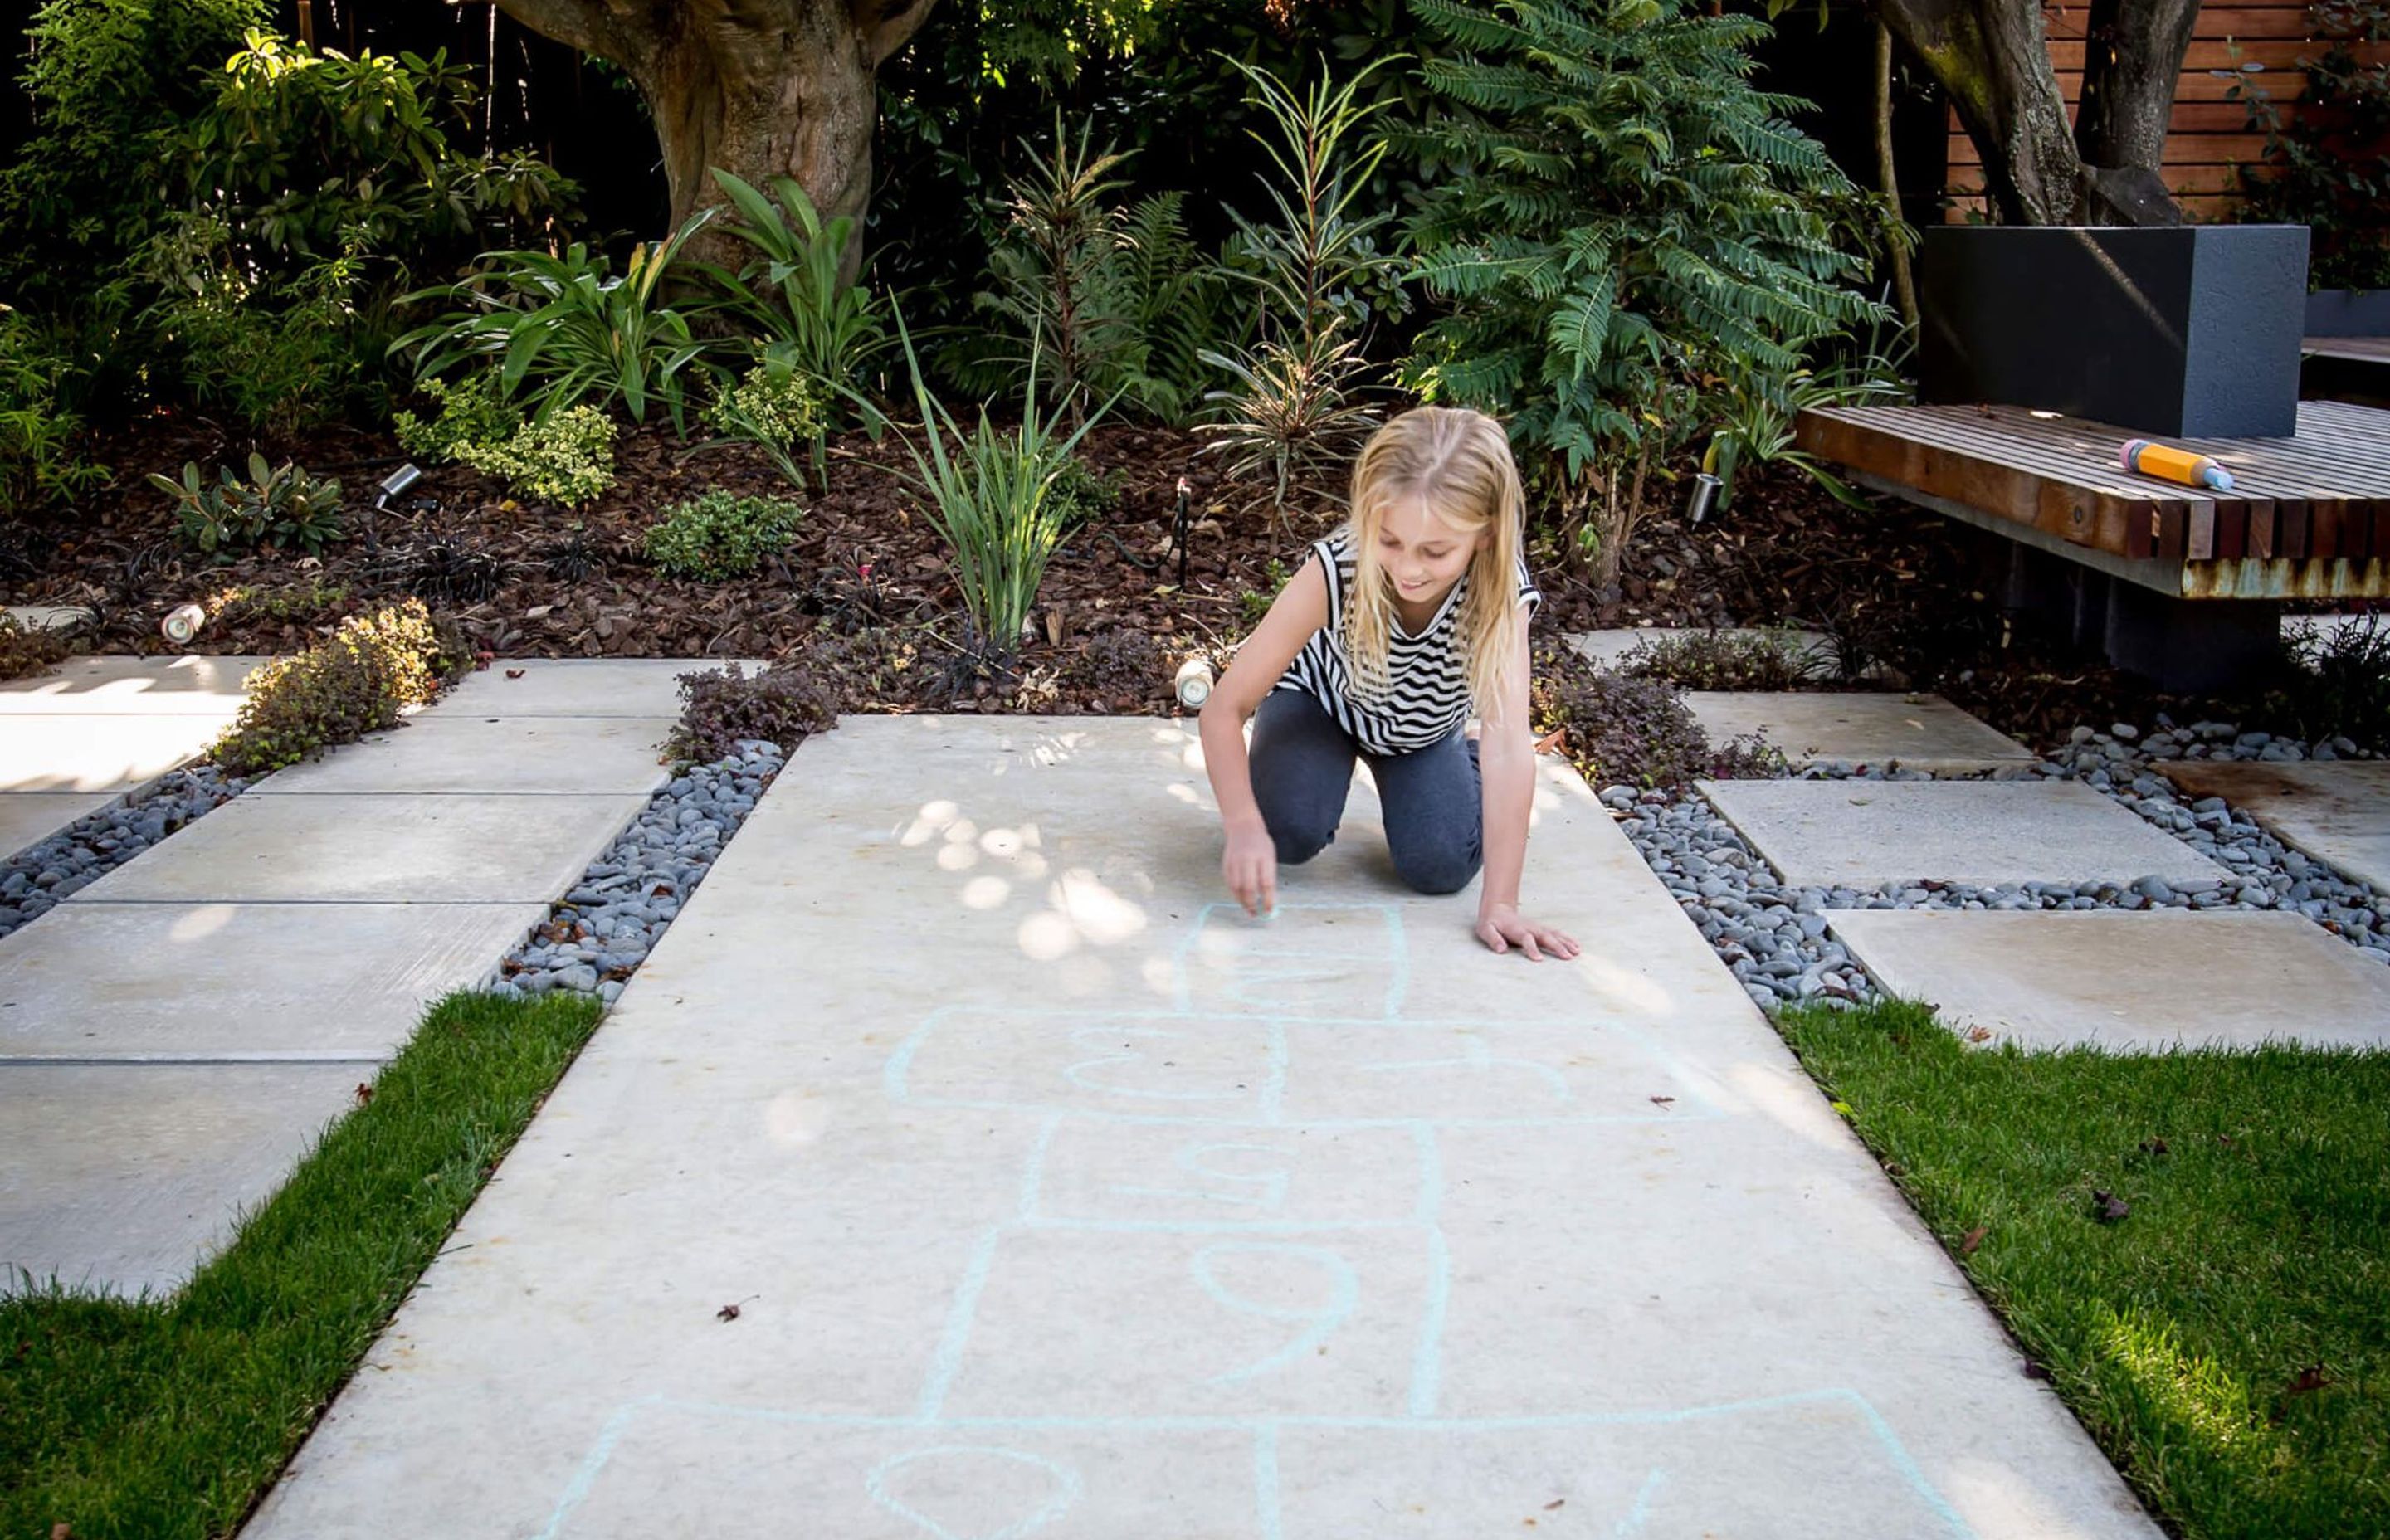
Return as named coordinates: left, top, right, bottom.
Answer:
left=1919, top=225, right=2310, bottom=436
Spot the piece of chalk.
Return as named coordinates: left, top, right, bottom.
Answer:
left=1264, top=903, right=1278, bottom=922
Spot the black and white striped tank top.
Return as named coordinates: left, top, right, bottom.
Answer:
left=1271, top=526, right=1541, bottom=756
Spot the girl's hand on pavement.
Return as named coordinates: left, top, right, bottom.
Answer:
left=1223, top=824, right=1278, bottom=919
left=1475, top=904, right=1579, bottom=961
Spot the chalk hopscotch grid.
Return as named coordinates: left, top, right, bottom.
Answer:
left=539, top=901, right=1978, bottom=1539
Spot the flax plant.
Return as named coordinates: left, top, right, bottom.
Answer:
left=880, top=311, right=1116, bottom=666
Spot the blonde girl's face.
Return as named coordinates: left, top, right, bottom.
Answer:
left=1375, top=494, right=1485, bottom=607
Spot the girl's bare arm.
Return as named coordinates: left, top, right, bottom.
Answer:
left=1475, top=612, right=1580, bottom=960
left=1198, top=554, right=1331, bottom=914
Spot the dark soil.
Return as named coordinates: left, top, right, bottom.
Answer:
left=2, top=408, right=2366, bottom=748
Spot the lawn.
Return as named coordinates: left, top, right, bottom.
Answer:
left=0, top=990, right=603, bottom=1540
left=1776, top=998, right=2390, bottom=1540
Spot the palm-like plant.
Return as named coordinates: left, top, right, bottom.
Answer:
left=695, top=168, right=891, bottom=406
left=392, top=207, right=721, bottom=436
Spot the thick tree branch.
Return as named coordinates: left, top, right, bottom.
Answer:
left=856, top=0, right=939, bottom=66
left=488, top=0, right=657, bottom=62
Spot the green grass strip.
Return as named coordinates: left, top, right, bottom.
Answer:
left=1776, top=998, right=2390, bottom=1539
left=1, top=989, right=604, bottom=1540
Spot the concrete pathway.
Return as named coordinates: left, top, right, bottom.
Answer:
left=1685, top=692, right=2035, bottom=775
left=0, top=660, right=695, bottom=1298
left=0, top=655, right=268, bottom=858
left=242, top=716, right=2158, bottom=1540
left=2157, top=760, right=2390, bottom=893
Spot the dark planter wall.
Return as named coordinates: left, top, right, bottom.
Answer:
left=1919, top=225, right=2310, bottom=437
left=2308, top=290, right=2390, bottom=338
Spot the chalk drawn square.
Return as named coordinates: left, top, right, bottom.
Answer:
left=888, top=1009, right=1271, bottom=1122
left=1276, top=1020, right=1710, bottom=1126
left=1025, top=1119, right=1430, bottom=1230
left=1173, top=901, right=1408, bottom=1020
left=1275, top=1393, right=1966, bottom=1538
left=543, top=1404, right=1264, bottom=1538
left=935, top=1229, right=1436, bottom=1418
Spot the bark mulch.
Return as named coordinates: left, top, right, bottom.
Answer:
left=2, top=407, right=2288, bottom=746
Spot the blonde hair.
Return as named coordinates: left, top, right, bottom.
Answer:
left=1342, top=406, right=1529, bottom=722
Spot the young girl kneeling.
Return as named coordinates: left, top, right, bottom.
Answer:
left=1198, top=406, right=1580, bottom=961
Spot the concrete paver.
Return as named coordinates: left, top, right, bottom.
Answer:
left=441, top=657, right=757, bottom=717
left=1685, top=690, right=2035, bottom=774
left=256, top=717, right=675, bottom=795
left=0, top=901, right=547, bottom=1060
left=0, top=792, right=118, bottom=856
left=0, top=654, right=270, bottom=713
left=242, top=716, right=2158, bottom=1540
left=1830, top=909, right=2390, bottom=1050
left=2157, top=760, right=2390, bottom=892
left=1701, top=777, right=2230, bottom=889
left=66, top=792, right=650, bottom=904
left=0, top=1060, right=363, bottom=1298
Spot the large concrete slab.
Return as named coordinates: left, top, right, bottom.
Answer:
left=1702, top=777, right=2229, bottom=889
left=1685, top=691, right=2035, bottom=774
left=441, top=658, right=758, bottom=717
left=1568, top=626, right=1832, bottom=675
left=0, top=714, right=234, bottom=793
left=66, top=792, right=647, bottom=904
left=1830, top=909, right=2390, bottom=1050
left=242, top=717, right=2158, bottom=1540
left=2158, top=760, right=2390, bottom=893
left=0, top=901, right=545, bottom=1060
left=0, top=654, right=268, bottom=714
left=1, top=790, right=117, bottom=857
left=0, top=1060, right=363, bottom=1298
left=256, top=717, right=674, bottom=796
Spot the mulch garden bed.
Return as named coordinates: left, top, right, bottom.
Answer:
left=0, top=404, right=2301, bottom=745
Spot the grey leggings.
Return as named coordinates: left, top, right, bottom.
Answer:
left=1250, top=689, right=1483, bottom=895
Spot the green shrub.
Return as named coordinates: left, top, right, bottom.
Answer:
left=2270, top=615, right=2390, bottom=752
left=393, top=215, right=720, bottom=436
left=149, top=452, right=344, bottom=558
left=0, top=613, right=74, bottom=682
left=666, top=659, right=838, bottom=766
left=0, top=308, right=112, bottom=519
left=211, top=599, right=468, bottom=775
left=699, top=363, right=828, bottom=490
left=1529, top=641, right=1783, bottom=788
left=2234, top=0, right=2390, bottom=291
left=697, top=168, right=892, bottom=408
left=393, top=371, right=524, bottom=465
left=1389, top=0, right=1885, bottom=585
left=643, top=490, right=804, bottom=581
left=143, top=237, right=367, bottom=434
left=452, top=406, right=617, bottom=507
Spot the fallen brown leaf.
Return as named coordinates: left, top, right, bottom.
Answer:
left=1532, top=726, right=1568, bottom=755
left=2285, top=1364, right=2332, bottom=1399
left=1961, top=1226, right=1988, bottom=1255
left=2022, top=1359, right=2051, bottom=1380
left=1544, top=1499, right=1565, bottom=1511
left=505, top=668, right=526, bottom=680
left=53, top=1523, right=72, bottom=1540
left=1648, top=1094, right=1675, bottom=1107
left=717, top=1303, right=742, bottom=1323
left=1964, top=1025, right=1992, bottom=1044
left=2138, top=1138, right=2169, bottom=1157
left=354, top=1083, right=373, bottom=1107
left=2092, top=1189, right=2130, bottom=1223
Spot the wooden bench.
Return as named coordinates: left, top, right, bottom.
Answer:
left=1792, top=399, right=2390, bottom=688
left=2304, top=337, right=2390, bottom=407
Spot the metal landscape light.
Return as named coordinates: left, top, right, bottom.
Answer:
left=368, top=462, right=423, bottom=553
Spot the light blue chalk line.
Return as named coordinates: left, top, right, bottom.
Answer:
left=1612, top=1468, right=1666, bottom=1538
left=1170, top=900, right=1409, bottom=1019
left=1016, top=1115, right=1060, bottom=1224
left=1253, top=1422, right=1285, bottom=1540
left=1022, top=1216, right=1416, bottom=1235
left=1379, top=904, right=1409, bottom=1018
left=1108, top=1141, right=1294, bottom=1213
left=542, top=1390, right=1977, bottom=1538
left=1193, top=1242, right=1358, bottom=1385
left=886, top=1096, right=1717, bottom=1131
left=1262, top=1020, right=1289, bottom=1126
left=916, top=1227, right=1002, bottom=1422
left=1361, top=1040, right=1573, bottom=1104
left=531, top=1393, right=662, bottom=1540
left=1410, top=1125, right=1448, bottom=1418
left=866, top=1445, right=1081, bottom=1540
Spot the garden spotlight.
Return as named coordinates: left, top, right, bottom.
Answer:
left=368, top=462, right=423, bottom=553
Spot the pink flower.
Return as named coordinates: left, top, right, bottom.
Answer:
left=858, top=562, right=876, bottom=582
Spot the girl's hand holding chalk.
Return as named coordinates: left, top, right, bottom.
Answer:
left=1222, top=821, right=1278, bottom=920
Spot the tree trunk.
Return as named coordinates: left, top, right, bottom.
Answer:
left=2074, top=0, right=2202, bottom=224
left=1874, top=21, right=1919, bottom=327
left=1873, top=0, right=2089, bottom=224
left=490, top=0, right=939, bottom=277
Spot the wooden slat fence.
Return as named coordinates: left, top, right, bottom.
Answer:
left=1944, top=2, right=2390, bottom=222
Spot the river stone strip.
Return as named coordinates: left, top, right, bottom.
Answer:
left=0, top=767, right=246, bottom=940
left=1602, top=717, right=2388, bottom=1015
left=485, top=738, right=788, bottom=1006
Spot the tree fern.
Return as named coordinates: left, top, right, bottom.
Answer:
left=1393, top=0, right=1891, bottom=580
